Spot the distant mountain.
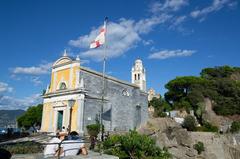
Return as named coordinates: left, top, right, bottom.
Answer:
left=0, top=109, right=25, bottom=128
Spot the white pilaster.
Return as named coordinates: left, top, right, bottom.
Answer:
left=53, top=72, right=57, bottom=91
left=65, top=104, right=70, bottom=131
left=48, top=110, right=53, bottom=132
left=40, top=106, right=46, bottom=132
left=75, top=70, right=80, bottom=88
left=77, top=94, right=85, bottom=135
left=69, top=67, right=73, bottom=89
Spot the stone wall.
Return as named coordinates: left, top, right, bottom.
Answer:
left=80, top=67, right=148, bottom=132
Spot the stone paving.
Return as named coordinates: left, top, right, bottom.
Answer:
left=12, top=151, right=119, bottom=159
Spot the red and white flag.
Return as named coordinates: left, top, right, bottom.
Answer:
left=90, top=21, right=106, bottom=49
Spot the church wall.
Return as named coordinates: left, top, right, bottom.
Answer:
left=106, top=79, right=135, bottom=131
left=83, top=98, right=102, bottom=132
left=132, top=90, right=148, bottom=127
left=70, top=101, right=79, bottom=132
left=80, top=69, right=148, bottom=132
left=41, top=102, right=54, bottom=132
left=55, top=69, right=70, bottom=89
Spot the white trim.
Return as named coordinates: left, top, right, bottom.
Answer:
left=40, top=105, right=46, bottom=132
left=53, top=110, right=57, bottom=132
left=53, top=56, right=72, bottom=67
left=75, top=69, right=80, bottom=88
left=52, top=63, right=80, bottom=73
left=77, top=94, right=85, bottom=135
left=69, top=67, right=73, bottom=89
left=48, top=109, right=53, bottom=132
left=53, top=106, right=67, bottom=132
left=53, top=72, right=57, bottom=91
left=43, top=94, right=81, bottom=103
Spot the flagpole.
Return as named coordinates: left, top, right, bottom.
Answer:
left=101, top=17, right=108, bottom=142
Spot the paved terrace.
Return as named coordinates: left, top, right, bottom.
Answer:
left=12, top=151, right=119, bottom=159
left=1, top=133, right=119, bottom=159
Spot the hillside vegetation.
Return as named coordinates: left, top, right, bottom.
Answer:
left=163, top=66, right=240, bottom=121
left=0, top=109, right=25, bottom=127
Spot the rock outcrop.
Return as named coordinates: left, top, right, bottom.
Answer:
left=138, top=118, right=240, bottom=159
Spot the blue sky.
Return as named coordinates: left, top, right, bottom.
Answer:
left=0, top=0, right=239, bottom=110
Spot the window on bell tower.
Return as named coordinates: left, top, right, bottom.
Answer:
left=138, top=74, right=140, bottom=80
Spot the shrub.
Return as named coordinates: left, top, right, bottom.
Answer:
left=0, top=141, right=43, bottom=154
left=182, top=115, right=197, bottom=131
left=86, top=124, right=101, bottom=137
left=197, top=121, right=218, bottom=132
left=86, top=123, right=104, bottom=150
left=102, top=130, right=171, bottom=159
left=230, top=121, right=240, bottom=133
left=194, top=141, right=204, bottom=154
left=155, top=111, right=167, bottom=117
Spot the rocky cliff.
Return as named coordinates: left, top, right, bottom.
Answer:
left=138, top=118, right=240, bottom=159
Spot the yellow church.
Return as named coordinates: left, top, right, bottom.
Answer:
left=41, top=51, right=148, bottom=135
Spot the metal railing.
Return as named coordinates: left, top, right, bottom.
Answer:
left=42, top=139, right=90, bottom=159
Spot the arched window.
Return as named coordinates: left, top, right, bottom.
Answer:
left=59, top=82, right=67, bottom=90
left=134, top=74, right=137, bottom=80
left=138, top=74, right=140, bottom=80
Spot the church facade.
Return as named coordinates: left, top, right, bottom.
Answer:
left=40, top=52, right=148, bottom=135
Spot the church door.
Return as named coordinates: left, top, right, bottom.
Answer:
left=57, top=111, right=63, bottom=131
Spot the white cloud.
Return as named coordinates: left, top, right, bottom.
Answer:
left=168, top=15, right=187, bottom=30
left=30, top=77, right=42, bottom=86
left=173, top=16, right=187, bottom=26
left=80, top=59, right=90, bottom=65
left=134, top=14, right=172, bottom=34
left=70, top=19, right=138, bottom=61
left=148, top=49, right=196, bottom=59
left=69, top=0, right=236, bottom=61
left=142, top=39, right=154, bottom=46
left=149, top=0, right=188, bottom=13
left=0, top=82, right=13, bottom=93
left=0, top=93, right=42, bottom=110
left=190, top=0, right=236, bottom=21
left=69, top=15, right=172, bottom=61
left=11, top=62, right=52, bottom=75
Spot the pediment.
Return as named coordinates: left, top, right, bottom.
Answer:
left=53, top=57, right=72, bottom=67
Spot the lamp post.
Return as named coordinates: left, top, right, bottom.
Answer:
left=68, top=99, right=75, bottom=133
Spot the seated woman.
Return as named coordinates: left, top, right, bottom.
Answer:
left=43, top=132, right=67, bottom=158
left=60, top=131, right=88, bottom=156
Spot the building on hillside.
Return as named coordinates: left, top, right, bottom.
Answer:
left=40, top=52, right=148, bottom=135
left=148, top=88, right=160, bottom=101
left=147, top=88, right=161, bottom=117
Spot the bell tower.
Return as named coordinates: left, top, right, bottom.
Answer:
left=131, top=59, right=146, bottom=91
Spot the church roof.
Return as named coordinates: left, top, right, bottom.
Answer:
left=80, top=66, right=143, bottom=89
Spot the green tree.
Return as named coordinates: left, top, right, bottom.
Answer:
left=17, top=104, right=43, bottom=130
left=182, top=115, right=197, bottom=131
left=230, top=121, right=240, bottom=133
left=149, top=97, right=171, bottom=117
left=102, top=130, right=171, bottom=159
left=164, top=66, right=240, bottom=118
left=200, top=66, right=235, bottom=79
left=165, top=76, right=206, bottom=106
